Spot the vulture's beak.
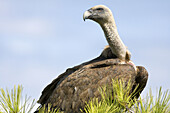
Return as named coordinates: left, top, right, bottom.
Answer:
left=83, top=9, right=93, bottom=21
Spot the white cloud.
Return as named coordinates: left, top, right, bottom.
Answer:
left=0, top=1, right=55, bottom=37
left=0, top=1, right=11, bottom=16
left=6, top=39, right=36, bottom=55
left=0, top=18, right=52, bottom=36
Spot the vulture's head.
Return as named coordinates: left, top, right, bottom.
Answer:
left=83, top=5, right=114, bottom=25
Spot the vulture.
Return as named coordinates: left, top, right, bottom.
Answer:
left=35, top=5, right=148, bottom=113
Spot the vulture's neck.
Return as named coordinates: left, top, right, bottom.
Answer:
left=100, top=22, right=126, bottom=60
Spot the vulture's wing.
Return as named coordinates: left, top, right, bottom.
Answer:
left=37, top=46, right=117, bottom=105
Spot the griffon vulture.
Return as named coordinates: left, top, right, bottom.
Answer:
left=35, top=5, right=148, bottom=113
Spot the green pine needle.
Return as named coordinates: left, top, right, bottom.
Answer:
left=83, top=79, right=170, bottom=113
left=0, top=81, right=169, bottom=113
left=0, top=85, right=36, bottom=113
left=38, top=104, right=60, bottom=113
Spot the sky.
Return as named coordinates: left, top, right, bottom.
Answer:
left=0, top=0, right=170, bottom=107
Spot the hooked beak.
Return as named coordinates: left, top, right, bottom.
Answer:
left=83, top=9, right=93, bottom=21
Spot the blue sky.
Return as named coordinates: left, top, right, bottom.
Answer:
left=0, top=0, right=170, bottom=103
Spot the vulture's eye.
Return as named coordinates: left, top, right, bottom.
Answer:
left=96, top=8, right=104, bottom=11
